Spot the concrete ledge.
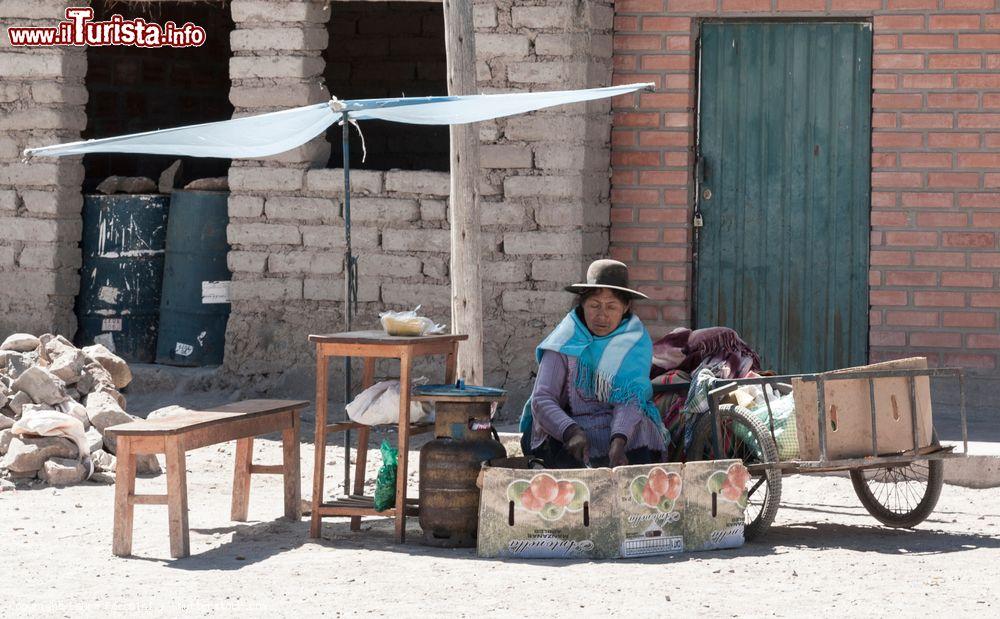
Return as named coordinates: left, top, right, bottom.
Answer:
left=943, top=442, right=1000, bottom=488
left=944, top=456, right=1000, bottom=488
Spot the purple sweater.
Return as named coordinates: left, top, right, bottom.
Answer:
left=530, top=350, right=666, bottom=458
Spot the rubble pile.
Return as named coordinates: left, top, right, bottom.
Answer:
left=0, top=333, right=161, bottom=488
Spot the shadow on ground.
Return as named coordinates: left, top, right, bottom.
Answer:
left=159, top=518, right=310, bottom=570
left=756, top=520, right=1000, bottom=555
left=147, top=503, right=1000, bottom=570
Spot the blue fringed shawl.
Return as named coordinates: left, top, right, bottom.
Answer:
left=520, top=309, right=663, bottom=438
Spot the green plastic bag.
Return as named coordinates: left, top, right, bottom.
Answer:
left=738, top=393, right=800, bottom=460
left=373, top=440, right=398, bottom=512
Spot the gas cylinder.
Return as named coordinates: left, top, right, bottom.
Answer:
left=418, top=394, right=506, bottom=548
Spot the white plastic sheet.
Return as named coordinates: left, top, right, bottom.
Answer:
left=24, top=83, right=653, bottom=159
left=344, top=83, right=654, bottom=125
left=24, top=103, right=338, bottom=159
left=12, top=408, right=90, bottom=462
left=345, top=380, right=431, bottom=426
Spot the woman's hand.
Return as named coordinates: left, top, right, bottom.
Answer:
left=608, top=435, right=628, bottom=467
left=563, top=425, right=590, bottom=465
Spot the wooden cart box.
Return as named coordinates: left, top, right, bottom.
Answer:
left=477, top=459, right=746, bottom=559
left=792, top=357, right=934, bottom=461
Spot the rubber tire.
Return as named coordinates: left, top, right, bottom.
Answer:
left=688, top=404, right=782, bottom=542
left=850, top=458, right=944, bottom=528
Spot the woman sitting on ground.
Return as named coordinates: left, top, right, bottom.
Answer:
left=519, top=259, right=667, bottom=468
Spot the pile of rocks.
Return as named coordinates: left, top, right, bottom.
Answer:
left=0, top=333, right=161, bottom=488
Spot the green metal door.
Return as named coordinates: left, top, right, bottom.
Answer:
left=695, top=21, right=872, bottom=374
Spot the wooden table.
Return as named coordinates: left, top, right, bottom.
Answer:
left=105, top=399, right=308, bottom=558
left=308, top=330, right=467, bottom=542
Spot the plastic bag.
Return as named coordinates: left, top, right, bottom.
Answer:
left=743, top=382, right=783, bottom=409
left=373, top=440, right=398, bottom=512
left=345, top=379, right=432, bottom=426
left=13, top=407, right=90, bottom=463
left=379, top=305, right=446, bottom=336
left=740, top=393, right=799, bottom=460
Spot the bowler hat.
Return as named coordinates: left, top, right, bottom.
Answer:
left=564, top=259, right=648, bottom=300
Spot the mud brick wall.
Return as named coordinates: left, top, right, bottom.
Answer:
left=475, top=0, right=616, bottom=405
left=0, top=0, right=87, bottom=338
left=225, top=0, right=335, bottom=390
left=0, top=0, right=621, bottom=410
left=611, top=0, right=1000, bottom=376
left=224, top=0, right=617, bottom=406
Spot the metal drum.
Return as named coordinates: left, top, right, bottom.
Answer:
left=416, top=386, right=506, bottom=548
left=76, top=193, right=169, bottom=362
left=155, top=189, right=231, bottom=366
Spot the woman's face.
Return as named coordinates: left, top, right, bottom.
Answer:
left=582, top=288, right=629, bottom=337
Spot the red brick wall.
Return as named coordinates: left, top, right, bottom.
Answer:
left=611, top=0, right=1000, bottom=374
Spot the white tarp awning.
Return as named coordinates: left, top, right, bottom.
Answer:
left=24, top=83, right=654, bottom=159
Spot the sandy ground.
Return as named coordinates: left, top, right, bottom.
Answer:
left=4, top=408, right=1000, bottom=619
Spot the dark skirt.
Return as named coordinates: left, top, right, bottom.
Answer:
left=520, top=428, right=663, bottom=469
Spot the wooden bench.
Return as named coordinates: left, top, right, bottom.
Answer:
left=105, top=399, right=309, bottom=559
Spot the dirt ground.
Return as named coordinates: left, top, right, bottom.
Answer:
left=4, top=402, right=1000, bottom=619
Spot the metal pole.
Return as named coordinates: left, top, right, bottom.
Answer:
left=868, top=378, right=878, bottom=457
left=708, top=393, right=722, bottom=458
left=959, top=370, right=968, bottom=454
left=342, top=111, right=353, bottom=496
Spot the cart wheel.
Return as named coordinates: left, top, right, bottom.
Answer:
left=688, top=404, right=781, bottom=542
left=849, top=458, right=944, bottom=528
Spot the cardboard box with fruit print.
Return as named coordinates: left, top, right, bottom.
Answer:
left=477, top=464, right=619, bottom=559
left=477, top=459, right=748, bottom=559
left=616, top=463, right=686, bottom=558
left=682, top=460, right=749, bottom=552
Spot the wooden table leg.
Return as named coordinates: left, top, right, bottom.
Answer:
left=445, top=346, right=458, bottom=383
left=112, top=436, right=137, bottom=557
left=283, top=410, right=302, bottom=520
left=165, top=437, right=190, bottom=558
left=310, top=351, right=329, bottom=539
left=231, top=437, right=254, bottom=521
left=395, top=351, right=412, bottom=543
left=351, top=357, right=376, bottom=531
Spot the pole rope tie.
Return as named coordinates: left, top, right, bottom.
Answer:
left=330, top=97, right=367, bottom=163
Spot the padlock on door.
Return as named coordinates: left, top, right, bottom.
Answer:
left=694, top=156, right=710, bottom=228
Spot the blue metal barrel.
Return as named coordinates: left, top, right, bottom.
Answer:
left=76, top=194, right=170, bottom=363
left=155, top=189, right=231, bottom=366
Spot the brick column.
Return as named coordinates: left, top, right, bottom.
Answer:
left=609, top=2, right=696, bottom=328
left=225, top=0, right=332, bottom=375
left=476, top=0, right=617, bottom=402
left=0, top=0, right=87, bottom=337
